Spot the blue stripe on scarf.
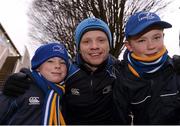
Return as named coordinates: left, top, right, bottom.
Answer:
left=43, top=90, right=54, bottom=125
left=32, top=71, right=64, bottom=95
left=31, top=71, right=49, bottom=93
left=31, top=71, right=65, bottom=125
left=56, top=95, right=60, bottom=124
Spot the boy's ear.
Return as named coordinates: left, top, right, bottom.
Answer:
left=124, top=41, right=133, bottom=52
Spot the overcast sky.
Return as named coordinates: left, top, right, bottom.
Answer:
left=0, top=0, right=30, bottom=54
left=0, top=0, right=179, bottom=59
left=161, top=0, right=180, bottom=57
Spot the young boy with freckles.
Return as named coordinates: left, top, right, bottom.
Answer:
left=113, top=11, right=180, bottom=125
left=0, top=42, right=72, bottom=125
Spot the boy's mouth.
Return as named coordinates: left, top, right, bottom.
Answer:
left=146, top=52, right=157, bottom=56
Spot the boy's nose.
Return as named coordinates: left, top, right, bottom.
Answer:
left=91, top=41, right=99, bottom=49
left=147, top=40, right=156, bottom=50
left=55, top=62, right=61, bottom=69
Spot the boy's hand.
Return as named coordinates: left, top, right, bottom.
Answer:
left=3, top=71, right=31, bottom=97
left=173, top=55, right=180, bottom=74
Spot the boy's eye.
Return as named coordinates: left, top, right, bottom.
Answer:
left=47, top=60, right=53, bottom=63
left=98, top=37, right=107, bottom=42
left=137, top=39, right=145, bottom=43
left=59, top=61, right=66, bottom=65
left=154, top=36, right=161, bottom=40
left=82, top=40, right=89, bottom=44
left=99, top=39, right=106, bottom=42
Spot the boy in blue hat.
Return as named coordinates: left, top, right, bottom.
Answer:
left=0, top=42, right=76, bottom=125
left=113, top=11, right=180, bottom=124
left=62, top=17, right=119, bottom=124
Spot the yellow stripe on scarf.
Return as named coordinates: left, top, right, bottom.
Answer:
left=128, top=64, right=140, bottom=77
left=131, top=46, right=166, bottom=62
left=57, top=84, right=65, bottom=94
left=56, top=84, right=66, bottom=125
left=49, top=93, right=57, bottom=125
left=48, top=93, right=66, bottom=125
left=59, top=109, right=66, bottom=125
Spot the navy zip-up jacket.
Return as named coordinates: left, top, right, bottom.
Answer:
left=113, top=57, right=180, bottom=125
left=62, top=55, right=119, bottom=125
left=0, top=72, right=44, bottom=125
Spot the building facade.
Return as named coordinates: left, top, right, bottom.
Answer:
left=0, top=23, right=30, bottom=91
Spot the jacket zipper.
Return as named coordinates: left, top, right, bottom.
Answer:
left=90, top=72, right=93, bottom=87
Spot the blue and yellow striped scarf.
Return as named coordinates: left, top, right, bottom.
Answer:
left=124, top=47, right=168, bottom=78
left=32, top=71, right=66, bottom=125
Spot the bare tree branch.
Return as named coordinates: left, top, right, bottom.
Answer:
left=28, top=0, right=171, bottom=58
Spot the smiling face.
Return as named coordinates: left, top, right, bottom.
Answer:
left=79, top=30, right=110, bottom=69
left=37, top=57, right=67, bottom=83
left=125, top=28, right=164, bottom=58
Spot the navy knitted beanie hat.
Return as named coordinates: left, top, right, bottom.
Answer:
left=31, top=42, right=69, bottom=70
left=75, top=17, right=112, bottom=50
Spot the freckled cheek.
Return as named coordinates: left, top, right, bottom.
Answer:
left=160, top=43, right=164, bottom=48
left=64, top=71, right=68, bottom=76
left=134, top=47, right=143, bottom=53
left=80, top=49, right=88, bottom=55
left=61, top=69, right=67, bottom=76
left=158, top=47, right=163, bottom=51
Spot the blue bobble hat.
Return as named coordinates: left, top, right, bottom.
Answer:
left=125, top=11, right=172, bottom=38
left=31, top=42, right=69, bottom=70
left=75, top=17, right=112, bottom=50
